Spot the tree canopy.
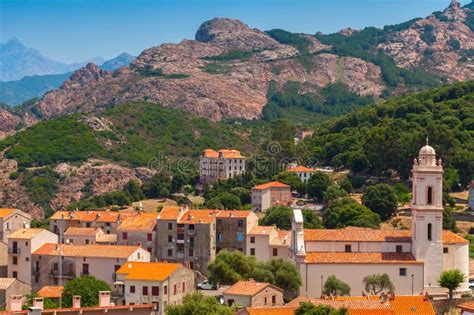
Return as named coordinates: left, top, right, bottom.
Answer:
left=362, top=184, right=398, bottom=221
left=307, top=172, right=332, bottom=201
left=62, top=275, right=110, bottom=307
left=260, top=206, right=323, bottom=230
left=165, top=292, right=233, bottom=315
left=363, top=273, right=394, bottom=295
left=295, top=302, right=348, bottom=315
left=323, top=198, right=381, bottom=229
left=323, top=275, right=351, bottom=296
left=438, top=269, right=466, bottom=300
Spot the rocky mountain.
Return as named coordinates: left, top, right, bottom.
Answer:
left=0, top=53, right=135, bottom=106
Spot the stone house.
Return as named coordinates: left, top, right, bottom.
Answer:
left=251, top=182, right=292, bottom=212
left=223, top=279, right=284, bottom=308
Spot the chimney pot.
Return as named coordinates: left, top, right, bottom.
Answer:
left=33, top=297, right=44, bottom=310
left=8, top=295, right=23, bottom=311
left=98, top=291, right=111, bottom=307
left=73, top=295, right=81, bottom=308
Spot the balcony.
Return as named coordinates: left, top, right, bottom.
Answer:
left=8, top=248, right=21, bottom=255
left=113, top=291, right=125, bottom=298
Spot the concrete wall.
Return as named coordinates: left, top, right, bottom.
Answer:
left=299, top=263, right=424, bottom=297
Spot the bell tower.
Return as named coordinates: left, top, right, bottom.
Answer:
left=411, top=139, right=444, bottom=293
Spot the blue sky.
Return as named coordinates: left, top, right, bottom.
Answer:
left=0, top=0, right=470, bottom=63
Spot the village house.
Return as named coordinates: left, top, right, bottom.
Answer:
left=251, top=182, right=292, bottom=212
left=117, top=213, right=158, bottom=258
left=0, top=278, right=31, bottom=307
left=31, top=244, right=150, bottom=291
left=290, top=144, right=470, bottom=298
left=199, top=149, right=246, bottom=183
left=64, top=227, right=105, bottom=245
left=49, top=210, right=138, bottom=243
left=0, top=208, right=32, bottom=242
left=36, top=286, right=63, bottom=303
left=8, top=228, right=58, bottom=287
left=247, top=226, right=291, bottom=261
left=287, top=166, right=315, bottom=183
left=223, top=279, right=284, bottom=308
left=114, top=262, right=195, bottom=314
left=215, top=210, right=258, bottom=253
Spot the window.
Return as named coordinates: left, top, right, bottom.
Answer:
left=189, top=248, right=194, bottom=257
left=345, top=245, right=352, bottom=252
left=168, top=249, right=172, bottom=257
left=122, top=232, right=128, bottom=240
left=237, top=233, right=244, bottom=241
left=82, top=264, right=89, bottom=275
left=443, top=247, right=449, bottom=254
left=12, top=257, right=17, bottom=265
left=168, top=223, right=173, bottom=230
left=264, top=297, right=267, bottom=305
left=147, top=233, right=153, bottom=241
left=273, top=248, right=278, bottom=256
left=238, top=220, right=244, bottom=227
left=25, top=257, right=29, bottom=262
left=35, top=274, right=39, bottom=283
left=427, top=187, right=433, bottom=205
left=217, top=233, right=222, bottom=241
left=173, top=284, right=177, bottom=295
left=428, top=223, right=432, bottom=241
left=182, top=282, right=186, bottom=292
left=217, top=219, right=222, bottom=225
left=53, top=263, right=58, bottom=271
left=130, top=286, right=135, bottom=293
left=250, top=236, right=255, bottom=243
left=399, top=268, right=407, bottom=276
left=168, top=235, right=173, bottom=243
left=272, top=295, right=276, bottom=305
left=396, top=245, right=403, bottom=253
left=164, top=285, right=168, bottom=295
left=115, top=265, right=121, bottom=271
left=12, top=271, right=17, bottom=278
left=250, top=248, right=255, bottom=256
left=142, top=286, right=148, bottom=295
left=147, top=247, right=152, bottom=253
left=152, top=286, right=159, bottom=296
left=85, top=239, right=90, bottom=245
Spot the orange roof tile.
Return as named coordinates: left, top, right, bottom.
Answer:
left=304, top=227, right=412, bottom=243
left=117, top=213, right=157, bottom=232
left=289, top=296, right=393, bottom=312
left=9, top=228, right=47, bottom=239
left=253, top=181, right=290, bottom=190
left=96, top=234, right=117, bottom=243
left=116, top=262, right=181, bottom=281
left=203, top=149, right=219, bottom=158
left=287, top=166, right=315, bottom=173
left=50, top=210, right=137, bottom=223
left=218, top=149, right=245, bottom=159
left=37, top=286, right=64, bottom=298
left=216, top=210, right=253, bottom=218
left=224, top=280, right=282, bottom=296
left=305, top=252, right=421, bottom=264
left=389, top=296, right=435, bottom=314
left=249, top=226, right=276, bottom=235
left=158, top=207, right=182, bottom=220
left=244, top=306, right=297, bottom=315
left=33, top=243, right=141, bottom=259
left=64, top=227, right=101, bottom=236
left=0, top=209, right=15, bottom=218
left=178, top=210, right=218, bottom=224
left=442, top=230, right=469, bottom=244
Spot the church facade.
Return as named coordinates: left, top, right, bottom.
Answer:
left=291, top=144, right=470, bottom=298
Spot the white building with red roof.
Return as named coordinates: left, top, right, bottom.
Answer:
left=251, top=181, right=292, bottom=212
left=290, top=144, right=470, bottom=298
left=287, top=165, right=315, bottom=183
left=199, top=148, right=246, bottom=183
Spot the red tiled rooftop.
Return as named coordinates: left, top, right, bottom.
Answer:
left=304, top=227, right=412, bottom=243
left=224, top=279, right=282, bottom=296
left=287, top=166, right=315, bottom=172
left=305, top=252, right=421, bottom=264
left=33, top=243, right=141, bottom=259
left=253, top=181, right=290, bottom=190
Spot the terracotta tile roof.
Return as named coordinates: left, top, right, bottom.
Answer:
left=9, top=228, right=46, bottom=239
left=249, top=226, right=276, bottom=235
left=216, top=210, right=253, bottom=218
left=50, top=210, right=137, bottom=223
left=33, top=243, right=141, bottom=259
left=96, top=234, right=117, bottom=243
left=244, top=307, right=297, bottom=315
left=458, top=300, right=474, bottom=312
left=271, top=230, right=291, bottom=246
left=253, top=181, right=290, bottom=190
left=117, top=213, right=157, bottom=232
left=305, top=252, right=421, bottom=264
left=287, top=166, right=315, bottom=173
left=442, top=230, right=469, bottom=244
left=37, top=286, right=64, bottom=298
left=64, top=227, right=101, bottom=236
left=178, top=210, right=218, bottom=224
left=289, top=296, right=393, bottom=312
left=304, top=227, right=412, bottom=243
left=0, top=209, right=15, bottom=218
left=116, top=262, right=181, bottom=281
left=0, top=278, right=15, bottom=289
left=224, top=280, right=282, bottom=296
left=389, top=296, right=435, bottom=314
left=218, top=149, right=245, bottom=159
left=203, top=149, right=219, bottom=158
left=158, top=207, right=182, bottom=220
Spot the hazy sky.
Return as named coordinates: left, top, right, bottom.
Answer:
left=1, top=0, right=470, bottom=63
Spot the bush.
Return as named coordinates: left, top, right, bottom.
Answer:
left=203, top=50, right=252, bottom=61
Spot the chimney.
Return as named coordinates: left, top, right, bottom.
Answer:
left=28, top=306, right=42, bottom=315
left=33, top=297, right=44, bottom=310
left=380, top=293, right=387, bottom=303
left=388, top=291, right=395, bottom=301
left=73, top=295, right=81, bottom=308
left=98, top=291, right=111, bottom=307
left=8, top=295, right=23, bottom=311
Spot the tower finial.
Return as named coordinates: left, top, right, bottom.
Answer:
left=426, top=136, right=429, bottom=146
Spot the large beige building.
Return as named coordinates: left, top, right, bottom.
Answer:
left=251, top=182, right=292, bottom=212
left=0, top=208, right=32, bottom=242
left=117, top=213, right=158, bottom=258
left=199, top=149, right=246, bottom=183
left=31, top=244, right=150, bottom=291
left=49, top=210, right=138, bottom=242
left=114, top=262, right=195, bottom=314
left=291, top=144, right=470, bottom=298
left=8, top=228, right=58, bottom=287
left=246, top=226, right=291, bottom=261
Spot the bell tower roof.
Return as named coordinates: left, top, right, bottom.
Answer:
left=419, top=144, right=436, bottom=156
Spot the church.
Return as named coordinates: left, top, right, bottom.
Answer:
left=291, top=143, right=470, bottom=298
